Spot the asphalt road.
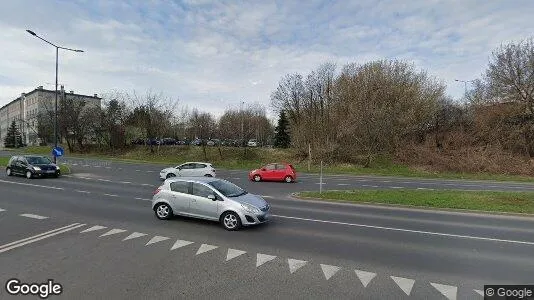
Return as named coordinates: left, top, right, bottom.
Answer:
left=1, top=158, right=534, bottom=299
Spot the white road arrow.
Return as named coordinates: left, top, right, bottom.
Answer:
left=196, top=244, right=218, bottom=255
left=122, top=232, right=147, bottom=241
left=430, top=283, right=457, bottom=300
left=391, top=276, right=415, bottom=296
left=226, top=249, right=246, bottom=261
left=355, top=270, right=376, bottom=287
left=80, top=225, right=106, bottom=233
left=146, top=236, right=170, bottom=246
left=256, top=253, right=276, bottom=267
left=320, top=264, right=340, bottom=280
left=474, top=289, right=484, bottom=296
left=288, top=259, right=307, bottom=274
left=99, top=229, right=126, bottom=237
left=170, top=240, right=193, bottom=251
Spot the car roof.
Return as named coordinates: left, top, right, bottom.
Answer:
left=179, top=161, right=212, bottom=165
left=165, top=177, right=222, bottom=184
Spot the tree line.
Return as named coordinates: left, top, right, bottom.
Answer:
left=30, top=90, right=274, bottom=153
left=270, top=37, right=534, bottom=168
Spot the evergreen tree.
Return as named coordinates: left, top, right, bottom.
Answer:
left=4, top=120, right=23, bottom=148
left=274, top=111, right=290, bottom=148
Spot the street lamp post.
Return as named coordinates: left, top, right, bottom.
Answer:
left=455, top=79, right=475, bottom=95
left=26, top=29, right=84, bottom=163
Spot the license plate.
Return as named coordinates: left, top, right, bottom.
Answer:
left=46, top=170, right=55, bottom=173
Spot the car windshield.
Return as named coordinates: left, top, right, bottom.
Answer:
left=26, top=156, right=52, bottom=165
left=207, top=180, right=247, bottom=197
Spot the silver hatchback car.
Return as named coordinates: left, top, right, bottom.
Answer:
left=151, top=177, right=271, bottom=230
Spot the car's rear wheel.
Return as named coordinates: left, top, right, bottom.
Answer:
left=26, top=171, right=33, bottom=179
left=284, top=175, right=293, bottom=183
left=253, top=175, right=261, bottom=182
left=204, top=174, right=213, bottom=177
left=6, top=168, right=12, bottom=176
left=166, top=173, right=176, bottom=179
left=221, top=211, right=241, bottom=231
left=155, top=203, right=173, bottom=220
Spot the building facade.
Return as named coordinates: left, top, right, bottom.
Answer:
left=0, top=86, right=101, bottom=147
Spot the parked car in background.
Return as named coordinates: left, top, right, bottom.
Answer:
left=6, top=155, right=61, bottom=179
left=247, top=139, right=258, bottom=147
left=152, top=177, right=271, bottom=230
left=159, top=162, right=216, bottom=179
left=248, top=162, right=296, bottom=183
left=190, top=139, right=202, bottom=146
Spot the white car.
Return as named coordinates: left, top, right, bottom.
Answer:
left=159, top=162, right=216, bottom=179
left=247, top=139, right=258, bottom=147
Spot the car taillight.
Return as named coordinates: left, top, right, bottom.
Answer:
left=153, top=188, right=161, bottom=195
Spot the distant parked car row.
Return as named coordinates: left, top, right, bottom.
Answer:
left=131, top=138, right=269, bottom=147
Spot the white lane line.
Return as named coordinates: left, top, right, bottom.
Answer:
left=355, top=270, right=376, bottom=287
left=0, top=223, right=85, bottom=254
left=20, top=214, right=48, bottom=220
left=0, top=223, right=80, bottom=250
left=337, top=183, right=350, bottom=186
left=134, top=197, right=151, bottom=201
left=0, top=179, right=63, bottom=190
left=75, top=190, right=91, bottom=194
left=146, top=171, right=155, bottom=173
left=98, top=179, right=112, bottom=182
left=361, top=185, right=379, bottom=188
left=105, top=167, right=111, bottom=169
left=430, top=283, right=457, bottom=300
left=94, top=166, right=101, bottom=168
left=316, top=182, right=327, bottom=185
left=390, top=187, right=404, bottom=189
left=391, top=276, right=415, bottom=296
left=71, top=163, right=78, bottom=166
left=226, top=249, right=246, bottom=261
left=135, top=169, right=141, bottom=172
left=232, top=177, right=241, bottom=180
left=103, top=193, right=119, bottom=197
left=320, top=264, right=341, bottom=280
left=83, top=165, right=90, bottom=167
left=195, top=244, right=218, bottom=255
left=288, top=258, right=307, bottom=274
left=120, top=181, right=132, bottom=184
left=272, top=215, right=534, bottom=246
left=417, top=187, right=435, bottom=190
left=0, top=208, right=5, bottom=212
left=141, top=183, right=153, bottom=186
left=256, top=253, right=276, bottom=267
left=261, top=195, right=274, bottom=198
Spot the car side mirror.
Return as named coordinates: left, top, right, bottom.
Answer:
left=261, top=168, right=266, bottom=171
left=207, top=194, right=217, bottom=201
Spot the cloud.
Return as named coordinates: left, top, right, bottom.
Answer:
left=0, top=0, right=533, bottom=120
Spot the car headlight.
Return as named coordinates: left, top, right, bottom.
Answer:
left=32, top=166, right=41, bottom=171
left=241, top=203, right=261, bottom=214
left=55, top=165, right=60, bottom=170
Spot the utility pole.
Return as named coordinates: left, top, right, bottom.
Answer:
left=240, top=101, right=244, bottom=147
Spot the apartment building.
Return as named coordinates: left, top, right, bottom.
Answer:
left=0, top=86, right=101, bottom=147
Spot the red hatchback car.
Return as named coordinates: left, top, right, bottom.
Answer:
left=249, top=163, right=297, bottom=183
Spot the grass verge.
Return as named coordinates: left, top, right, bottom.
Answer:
left=296, top=189, right=534, bottom=215
left=0, top=156, right=71, bottom=175
left=3, top=145, right=534, bottom=182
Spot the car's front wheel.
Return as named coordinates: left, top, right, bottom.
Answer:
left=284, top=175, right=293, bottom=183
left=166, top=173, right=176, bottom=179
left=221, top=211, right=242, bottom=231
left=253, top=175, right=261, bottom=182
left=154, top=203, right=173, bottom=220
left=6, top=168, right=12, bottom=176
left=204, top=174, right=213, bottom=177
left=26, top=171, right=33, bottom=179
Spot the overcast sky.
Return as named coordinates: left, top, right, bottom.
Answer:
left=1, top=0, right=532, bottom=119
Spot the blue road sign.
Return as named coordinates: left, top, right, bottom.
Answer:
left=52, top=146, right=64, bottom=157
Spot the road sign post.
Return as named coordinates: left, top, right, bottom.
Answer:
left=320, top=160, right=323, bottom=194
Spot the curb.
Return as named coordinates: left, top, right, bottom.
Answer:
left=290, top=192, right=534, bottom=218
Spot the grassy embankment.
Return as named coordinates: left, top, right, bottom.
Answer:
left=0, top=156, right=71, bottom=174
left=3, top=145, right=534, bottom=182
left=297, top=189, right=534, bottom=214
